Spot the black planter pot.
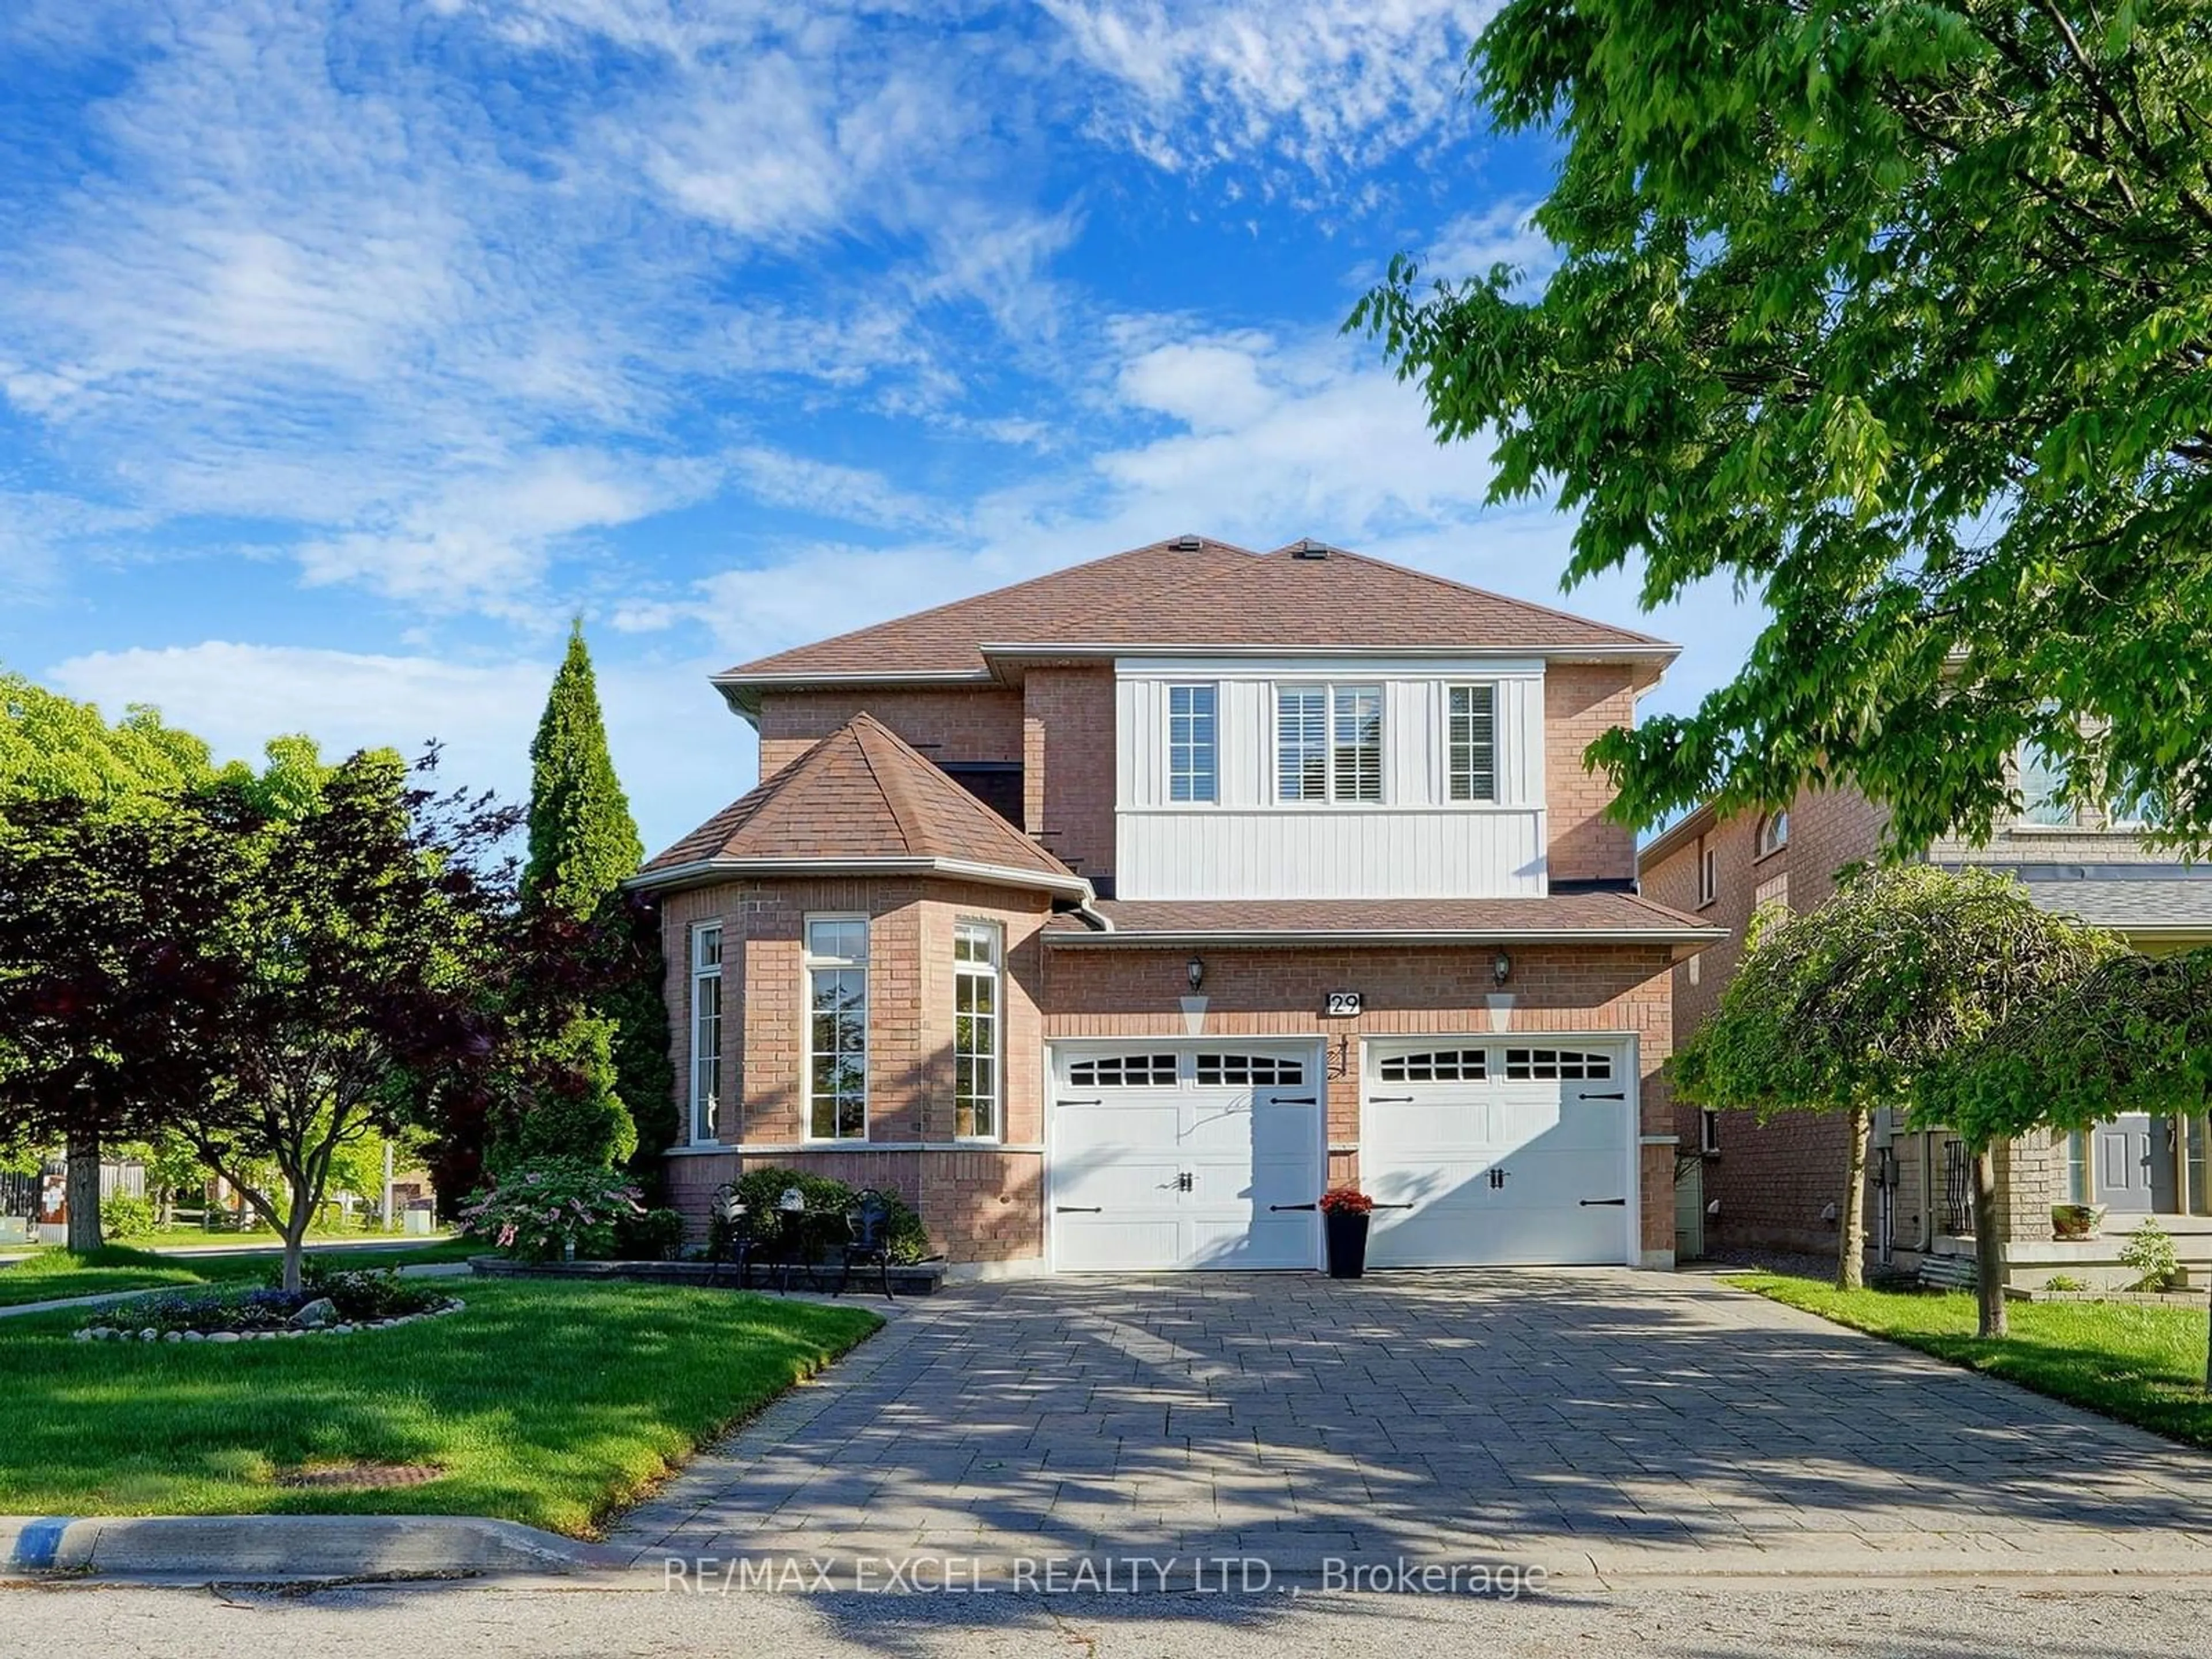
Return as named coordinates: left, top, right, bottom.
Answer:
left=1323, top=1208, right=1370, bottom=1279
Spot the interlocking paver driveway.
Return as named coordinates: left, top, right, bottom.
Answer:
left=614, top=1271, right=2212, bottom=1574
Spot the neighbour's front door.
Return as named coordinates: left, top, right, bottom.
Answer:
left=2093, top=1115, right=2155, bottom=1214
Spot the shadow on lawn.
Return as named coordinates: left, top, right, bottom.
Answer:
left=0, top=1282, right=878, bottom=1533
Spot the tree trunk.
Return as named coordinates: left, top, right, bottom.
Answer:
left=65, top=1129, right=104, bottom=1254
left=1836, top=1103, right=1872, bottom=1290
left=281, top=1191, right=313, bottom=1293
left=1971, top=1141, right=2008, bottom=1339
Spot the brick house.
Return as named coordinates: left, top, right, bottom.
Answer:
left=631, top=536, right=1723, bottom=1276
left=1641, top=773, right=2212, bottom=1289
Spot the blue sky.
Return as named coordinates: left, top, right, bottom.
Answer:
left=0, top=1, right=1755, bottom=855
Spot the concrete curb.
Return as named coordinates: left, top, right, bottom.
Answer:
left=0, top=1514, right=626, bottom=1582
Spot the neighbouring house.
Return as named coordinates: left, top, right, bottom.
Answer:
left=630, top=535, right=1724, bottom=1277
left=1641, top=771, right=2212, bottom=1290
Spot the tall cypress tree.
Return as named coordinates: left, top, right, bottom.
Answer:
left=518, top=624, right=675, bottom=1175
left=524, top=623, right=645, bottom=915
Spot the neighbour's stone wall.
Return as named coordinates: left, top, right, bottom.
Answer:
left=755, top=687, right=1025, bottom=779
left=1022, top=666, right=1117, bottom=882
left=1042, top=940, right=1680, bottom=1263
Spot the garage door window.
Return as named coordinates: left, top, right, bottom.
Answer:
left=1195, top=1054, right=1305, bottom=1086
left=1067, top=1053, right=1179, bottom=1088
left=1378, top=1048, right=1487, bottom=1082
left=1504, top=1047, right=1613, bottom=1081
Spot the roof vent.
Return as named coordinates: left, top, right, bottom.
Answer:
left=1293, top=538, right=1331, bottom=559
left=1168, top=534, right=1205, bottom=552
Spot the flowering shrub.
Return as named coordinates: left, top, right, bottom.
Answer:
left=1317, top=1187, right=1374, bottom=1216
left=460, top=1157, right=643, bottom=1260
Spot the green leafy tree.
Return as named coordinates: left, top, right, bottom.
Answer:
left=514, top=623, right=672, bottom=1173
left=1673, top=866, right=2112, bottom=1329
left=174, top=750, right=521, bottom=1291
left=1, top=671, right=226, bottom=1247
left=0, top=796, right=247, bottom=1249
left=1923, top=948, right=2212, bottom=1378
left=1354, top=2, right=2212, bottom=853
left=1, top=671, right=215, bottom=805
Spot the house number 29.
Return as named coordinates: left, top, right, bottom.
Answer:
left=1323, top=991, right=1363, bottom=1017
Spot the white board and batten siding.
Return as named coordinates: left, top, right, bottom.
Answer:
left=1114, top=657, right=1549, bottom=901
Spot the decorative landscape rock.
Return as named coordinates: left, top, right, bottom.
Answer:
left=77, top=1290, right=462, bottom=1347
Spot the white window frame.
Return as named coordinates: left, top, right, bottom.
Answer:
left=1445, top=683, right=1498, bottom=804
left=804, top=914, right=869, bottom=1143
left=1756, top=809, right=1790, bottom=858
left=953, top=920, right=1002, bottom=1142
left=688, top=923, right=723, bottom=1145
left=2017, top=740, right=2075, bottom=827
left=1697, top=839, right=1719, bottom=907
left=1165, top=683, right=1218, bottom=804
left=1275, top=681, right=1384, bottom=804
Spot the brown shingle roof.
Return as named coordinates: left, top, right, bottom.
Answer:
left=1036, top=544, right=1669, bottom=653
left=635, top=713, right=1082, bottom=891
left=1043, top=893, right=1722, bottom=943
left=723, top=536, right=1257, bottom=679
left=719, top=537, right=1669, bottom=684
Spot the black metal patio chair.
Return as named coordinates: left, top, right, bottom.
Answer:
left=834, top=1188, right=896, bottom=1301
left=704, top=1184, right=756, bottom=1288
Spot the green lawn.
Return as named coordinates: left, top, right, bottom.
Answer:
left=1732, top=1271, right=2212, bottom=1449
left=0, top=1239, right=479, bottom=1308
left=0, top=1280, right=879, bottom=1535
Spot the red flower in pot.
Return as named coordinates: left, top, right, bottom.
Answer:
left=1318, top=1186, right=1374, bottom=1275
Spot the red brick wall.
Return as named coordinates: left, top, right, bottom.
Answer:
left=1544, top=665, right=1638, bottom=882
left=1641, top=785, right=1893, bottom=1253
left=1042, top=941, right=1679, bottom=1259
left=657, top=874, right=1050, bottom=1262
left=756, top=687, right=1024, bottom=778
left=1022, top=666, right=1116, bottom=881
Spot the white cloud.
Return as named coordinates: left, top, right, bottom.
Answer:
left=46, top=638, right=754, bottom=857
left=641, top=319, right=1747, bottom=695
left=1043, top=1, right=1498, bottom=176
left=1429, top=199, right=1558, bottom=287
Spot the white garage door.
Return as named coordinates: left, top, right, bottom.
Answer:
left=1050, top=1046, right=1323, bottom=1271
left=1363, top=1040, right=1634, bottom=1267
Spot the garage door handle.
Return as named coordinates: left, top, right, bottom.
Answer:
left=1055, top=1205, right=1103, bottom=1214
left=1578, top=1198, right=1627, bottom=1207
left=1059, top=1099, right=1101, bottom=1107
left=1369, top=1095, right=1414, bottom=1104
left=1270, top=1203, right=1317, bottom=1211
left=1273, top=1096, right=1318, bottom=1105
left=1580, top=1091, right=1627, bottom=1100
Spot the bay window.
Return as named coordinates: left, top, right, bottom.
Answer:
left=805, top=915, right=869, bottom=1141
left=688, top=923, right=722, bottom=1144
left=953, top=921, right=1001, bottom=1139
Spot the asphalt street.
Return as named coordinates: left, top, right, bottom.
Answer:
left=0, top=1580, right=2206, bottom=1658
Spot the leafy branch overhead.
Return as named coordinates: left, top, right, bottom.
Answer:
left=1353, top=1, right=2212, bottom=852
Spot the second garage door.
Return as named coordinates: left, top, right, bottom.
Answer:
left=1362, top=1040, right=1634, bottom=1267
